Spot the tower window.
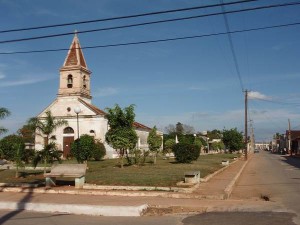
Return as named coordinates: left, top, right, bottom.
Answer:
left=67, top=74, right=73, bottom=88
left=83, top=75, right=87, bottom=89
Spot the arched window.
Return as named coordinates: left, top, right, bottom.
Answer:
left=63, top=127, right=74, bottom=134
left=83, top=75, right=87, bottom=89
left=67, top=74, right=73, bottom=88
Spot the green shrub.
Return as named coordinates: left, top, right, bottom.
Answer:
left=0, top=135, right=25, bottom=161
left=172, top=143, right=200, bottom=163
left=71, top=135, right=94, bottom=163
left=93, top=140, right=106, bottom=161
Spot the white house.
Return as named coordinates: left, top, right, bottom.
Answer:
left=35, top=33, right=159, bottom=158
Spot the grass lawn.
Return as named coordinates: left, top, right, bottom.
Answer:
left=0, top=154, right=239, bottom=187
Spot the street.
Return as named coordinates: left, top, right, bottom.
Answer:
left=231, top=150, right=300, bottom=223
left=1, top=151, right=299, bottom=225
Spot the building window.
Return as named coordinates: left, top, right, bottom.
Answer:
left=67, top=74, right=73, bottom=88
left=83, top=75, right=87, bottom=89
left=64, top=127, right=74, bottom=134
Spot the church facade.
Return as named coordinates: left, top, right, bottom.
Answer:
left=35, top=34, right=158, bottom=158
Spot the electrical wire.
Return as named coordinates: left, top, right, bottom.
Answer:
left=250, top=97, right=300, bottom=105
left=0, top=0, right=259, bottom=34
left=221, top=0, right=244, bottom=92
left=0, top=1, right=300, bottom=44
left=1, top=21, right=299, bottom=55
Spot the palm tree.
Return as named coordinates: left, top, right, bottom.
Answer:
left=28, top=110, right=68, bottom=146
left=0, top=107, right=11, bottom=135
left=28, top=110, right=68, bottom=172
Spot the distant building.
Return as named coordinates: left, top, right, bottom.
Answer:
left=35, top=33, right=160, bottom=158
left=286, top=130, right=300, bottom=155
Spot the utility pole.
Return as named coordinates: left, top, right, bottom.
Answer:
left=244, top=89, right=248, bottom=160
left=250, top=120, right=255, bottom=152
left=288, top=119, right=291, bottom=156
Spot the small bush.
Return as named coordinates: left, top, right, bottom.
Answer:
left=71, top=135, right=94, bottom=163
left=172, top=143, right=200, bottom=163
left=93, top=140, right=106, bottom=161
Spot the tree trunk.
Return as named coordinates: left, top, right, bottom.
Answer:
left=43, top=158, right=47, bottom=174
left=15, top=166, right=19, bottom=178
left=119, top=149, right=124, bottom=168
left=153, top=153, right=157, bottom=164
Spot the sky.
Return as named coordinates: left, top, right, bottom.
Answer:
left=0, top=0, right=300, bottom=142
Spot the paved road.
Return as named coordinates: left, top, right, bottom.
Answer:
left=0, top=210, right=296, bottom=225
left=231, top=150, right=300, bottom=224
left=1, top=151, right=299, bottom=224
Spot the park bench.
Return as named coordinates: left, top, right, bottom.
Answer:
left=221, top=160, right=229, bottom=166
left=44, top=164, right=87, bottom=189
left=184, top=171, right=200, bottom=184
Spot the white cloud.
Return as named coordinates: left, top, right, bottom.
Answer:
left=94, top=87, right=119, bottom=97
left=0, top=73, right=5, bottom=79
left=248, top=91, right=272, bottom=100
left=0, top=74, right=54, bottom=87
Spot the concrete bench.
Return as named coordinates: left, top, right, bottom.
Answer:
left=44, top=164, right=87, bottom=189
left=184, top=171, right=200, bottom=184
left=222, top=160, right=229, bottom=166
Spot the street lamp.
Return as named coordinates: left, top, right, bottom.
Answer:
left=74, top=106, right=81, bottom=140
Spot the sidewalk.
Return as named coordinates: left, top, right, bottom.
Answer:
left=0, top=157, right=281, bottom=216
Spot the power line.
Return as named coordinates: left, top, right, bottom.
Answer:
left=221, top=0, right=244, bottom=92
left=1, top=1, right=300, bottom=44
left=250, top=97, right=300, bottom=105
left=0, top=0, right=259, bottom=34
left=1, top=21, right=300, bottom=55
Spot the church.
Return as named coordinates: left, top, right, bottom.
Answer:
left=34, top=33, right=158, bottom=158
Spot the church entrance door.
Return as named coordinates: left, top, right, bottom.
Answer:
left=63, top=136, right=74, bottom=158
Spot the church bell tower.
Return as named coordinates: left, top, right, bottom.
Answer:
left=58, top=33, right=92, bottom=102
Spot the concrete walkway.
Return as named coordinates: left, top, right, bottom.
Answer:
left=0, top=157, right=283, bottom=216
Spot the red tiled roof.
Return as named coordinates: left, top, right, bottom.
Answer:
left=78, top=98, right=106, bottom=115
left=133, top=121, right=151, bottom=131
left=63, top=33, right=87, bottom=68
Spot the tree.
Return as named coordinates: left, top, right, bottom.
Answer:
left=17, top=124, right=35, bottom=143
left=176, top=122, right=184, bottom=134
left=28, top=111, right=67, bottom=173
left=0, top=135, right=25, bottom=161
left=105, top=104, right=138, bottom=168
left=207, top=129, right=223, bottom=140
left=32, top=142, right=62, bottom=173
left=165, top=123, right=195, bottom=135
left=0, top=107, right=11, bottom=135
left=222, top=128, right=244, bottom=152
left=28, top=110, right=68, bottom=146
left=147, top=126, right=162, bottom=164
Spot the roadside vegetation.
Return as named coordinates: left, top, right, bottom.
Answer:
left=0, top=106, right=243, bottom=187
left=0, top=153, right=239, bottom=187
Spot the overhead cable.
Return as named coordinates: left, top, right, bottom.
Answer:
left=0, top=1, right=300, bottom=44
left=1, top=21, right=300, bottom=55
left=0, top=0, right=258, bottom=33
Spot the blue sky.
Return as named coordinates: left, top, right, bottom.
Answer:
left=0, top=0, right=300, bottom=142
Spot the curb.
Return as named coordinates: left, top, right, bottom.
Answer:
left=223, top=156, right=251, bottom=199
left=201, top=158, right=239, bottom=182
left=0, top=201, right=148, bottom=217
